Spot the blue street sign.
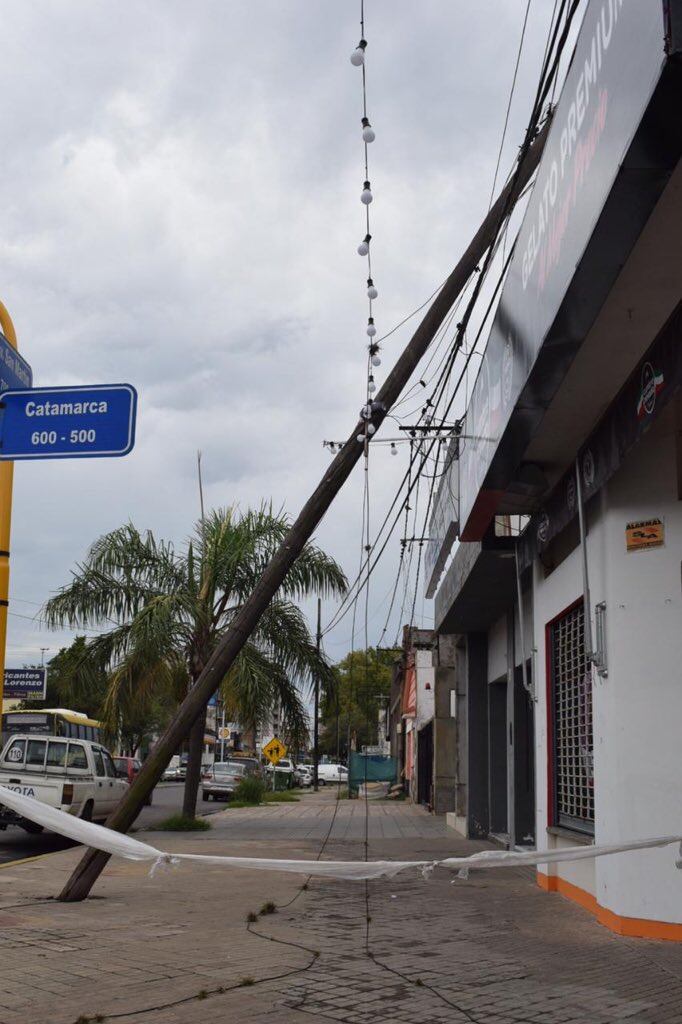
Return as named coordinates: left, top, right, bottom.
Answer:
left=0, top=384, right=137, bottom=460
left=0, top=332, right=32, bottom=394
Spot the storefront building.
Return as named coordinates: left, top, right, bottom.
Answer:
left=427, top=0, right=682, bottom=938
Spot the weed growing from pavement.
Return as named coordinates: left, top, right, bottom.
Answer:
left=246, top=911, right=258, bottom=923
left=260, top=901, right=277, bottom=915
left=240, top=976, right=256, bottom=986
left=157, top=814, right=211, bottom=831
left=233, top=776, right=266, bottom=804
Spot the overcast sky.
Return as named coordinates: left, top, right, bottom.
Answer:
left=0, top=0, right=570, bottom=668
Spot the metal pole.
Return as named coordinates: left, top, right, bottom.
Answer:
left=0, top=302, right=18, bottom=716
left=313, top=597, right=321, bottom=792
left=575, top=457, right=593, bottom=661
left=514, top=546, right=532, bottom=698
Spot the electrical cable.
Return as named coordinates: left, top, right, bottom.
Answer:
left=487, top=0, right=534, bottom=210
left=326, top=0, right=583, bottom=642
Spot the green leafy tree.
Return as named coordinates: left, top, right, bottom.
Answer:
left=17, top=638, right=107, bottom=717
left=16, top=639, right=169, bottom=753
left=319, top=648, right=393, bottom=759
left=43, top=506, right=346, bottom=817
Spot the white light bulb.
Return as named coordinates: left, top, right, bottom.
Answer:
left=368, top=377, right=376, bottom=394
left=357, top=434, right=365, bottom=443
left=350, top=41, right=367, bottom=66
left=361, top=118, right=376, bottom=144
left=357, top=239, right=370, bottom=256
left=391, top=443, right=398, bottom=456
left=367, top=279, right=378, bottom=300
left=367, top=423, right=376, bottom=435
left=361, top=181, right=373, bottom=205
left=367, top=323, right=377, bottom=337
left=371, top=354, right=381, bottom=367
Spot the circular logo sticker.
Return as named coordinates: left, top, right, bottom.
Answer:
left=537, top=511, right=550, bottom=545
left=566, top=476, right=576, bottom=515
left=582, top=449, right=595, bottom=489
left=641, top=362, right=656, bottom=416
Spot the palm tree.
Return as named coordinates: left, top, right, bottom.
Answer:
left=43, top=506, right=346, bottom=817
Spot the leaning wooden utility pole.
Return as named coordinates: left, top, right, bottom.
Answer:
left=59, top=117, right=550, bottom=902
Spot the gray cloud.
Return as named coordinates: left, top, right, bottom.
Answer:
left=0, top=0, right=562, bottom=667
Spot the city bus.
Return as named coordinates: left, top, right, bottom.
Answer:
left=0, top=708, right=102, bottom=744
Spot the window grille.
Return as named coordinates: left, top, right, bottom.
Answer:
left=551, top=603, right=594, bottom=833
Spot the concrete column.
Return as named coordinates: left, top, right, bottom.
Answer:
left=432, top=633, right=458, bottom=816
left=467, top=633, right=489, bottom=838
left=506, top=608, right=516, bottom=848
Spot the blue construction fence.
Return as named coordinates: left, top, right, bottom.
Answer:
left=349, top=752, right=398, bottom=794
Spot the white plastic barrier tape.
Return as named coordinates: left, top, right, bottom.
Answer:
left=1, top=785, right=681, bottom=882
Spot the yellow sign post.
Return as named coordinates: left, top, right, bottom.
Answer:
left=0, top=301, right=18, bottom=714
left=262, top=737, right=287, bottom=765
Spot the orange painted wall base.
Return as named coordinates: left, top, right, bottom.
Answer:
left=537, top=871, right=682, bottom=941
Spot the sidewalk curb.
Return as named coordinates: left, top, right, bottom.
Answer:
left=0, top=850, right=56, bottom=871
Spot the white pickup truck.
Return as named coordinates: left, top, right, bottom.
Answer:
left=0, top=734, right=129, bottom=833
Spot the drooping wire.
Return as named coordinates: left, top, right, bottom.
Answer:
left=487, top=0, right=534, bottom=209
left=329, top=0, right=583, bottom=641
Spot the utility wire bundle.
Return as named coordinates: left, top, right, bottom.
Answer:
left=325, top=0, right=583, bottom=646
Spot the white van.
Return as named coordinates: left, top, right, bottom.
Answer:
left=317, top=763, right=348, bottom=785
left=0, top=734, right=128, bottom=833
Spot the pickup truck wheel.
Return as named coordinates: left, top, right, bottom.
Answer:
left=318, top=779, right=326, bottom=786
left=80, top=800, right=94, bottom=823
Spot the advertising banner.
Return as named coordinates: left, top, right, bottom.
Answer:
left=4, top=667, right=47, bottom=700
left=424, top=441, right=459, bottom=598
left=459, top=0, right=667, bottom=539
left=518, top=302, right=682, bottom=568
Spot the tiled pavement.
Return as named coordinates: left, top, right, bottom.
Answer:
left=1, top=793, right=682, bottom=1023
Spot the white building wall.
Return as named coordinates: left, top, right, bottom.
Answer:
left=415, top=649, right=435, bottom=730
left=487, top=614, right=507, bottom=683
left=533, top=407, right=682, bottom=924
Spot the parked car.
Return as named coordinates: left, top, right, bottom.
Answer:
left=228, top=755, right=262, bottom=777
left=202, top=761, right=247, bottom=801
left=113, top=756, right=153, bottom=806
left=0, top=734, right=129, bottom=832
left=294, top=764, right=313, bottom=787
left=317, top=763, right=348, bottom=785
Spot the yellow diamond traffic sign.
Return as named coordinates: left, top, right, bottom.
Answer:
left=262, top=737, right=287, bottom=766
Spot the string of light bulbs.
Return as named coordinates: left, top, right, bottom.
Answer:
left=350, top=0, right=383, bottom=447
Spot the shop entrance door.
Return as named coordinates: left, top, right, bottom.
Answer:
left=417, top=721, right=433, bottom=807
left=488, top=679, right=508, bottom=838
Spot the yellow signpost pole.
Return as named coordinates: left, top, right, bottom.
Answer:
left=0, top=301, right=18, bottom=714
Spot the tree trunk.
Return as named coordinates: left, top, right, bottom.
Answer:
left=182, top=707, right=206, bottom=818
left=244, top=724, right=256, bottom=754
left=56, top=119, right=551, bottom=902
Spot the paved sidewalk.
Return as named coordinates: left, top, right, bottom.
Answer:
left=1, top=793, right=682, bottom=1024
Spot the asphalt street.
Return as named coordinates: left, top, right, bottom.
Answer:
left=0, top=781, right=223, bottom=866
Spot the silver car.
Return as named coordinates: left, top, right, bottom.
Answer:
left=294, top=764, right=313, bottom=787
left=202, top=761, right=246, bottom=801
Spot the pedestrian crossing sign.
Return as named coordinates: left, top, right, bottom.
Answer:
left=262, top=738, right=287, bottom=765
